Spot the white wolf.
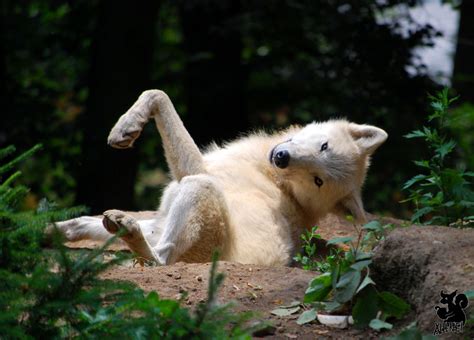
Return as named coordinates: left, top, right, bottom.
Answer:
left=56, top=90, right=387, bottom=266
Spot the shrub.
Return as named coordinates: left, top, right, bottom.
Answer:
left=0, top=145, right=256, bottom=338
left=297, top=220, right=409, bottom=331
left=293, top=226, right=332, bottom=272
left=402, top=88, right=474, bottom=226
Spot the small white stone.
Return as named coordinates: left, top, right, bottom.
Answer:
left=317, top=314, right=349, bottom=329
left=348, top=315, right=354, bottom=325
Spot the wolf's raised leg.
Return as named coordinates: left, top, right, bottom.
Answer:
left=107, top=90, right=205, bottom=180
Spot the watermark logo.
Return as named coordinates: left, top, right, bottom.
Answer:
left=433, top=290, right=469, bottom=336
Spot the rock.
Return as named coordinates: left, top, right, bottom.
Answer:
left=316, top=314, right=349, bottom=329
left=371, top=225, right=474, bottom=333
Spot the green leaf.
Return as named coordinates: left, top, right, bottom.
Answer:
left=334, top=270, right=361, bottom=304
left=362, top=220, right=382, bottom=231
left=331, top=263, right=340, bottom=289
left=383, top=321, right=437, bottom=340
left=304, top=273, right=332, bottom=303
left=355, top=251, right=372, bottom=261
left=369, top=318, right=393, bottom=331
left=459, top=200, right=474, bottom=207
left=278, top=301, right=301, bottom=308
left=350, top=259, right=372, bottom=271
left=442, top=200, right=455, bottom=207
left=327, top=236, right=354, bottom=245
left=296, top=309, right=317, bottom=325
left=403, top=174, right=428, bottom=190
left=464, top=290, right=474, bottom=299
left=323, top=301, right=342, bottom=312
left=378, top=291, right=410, bottom=319
left=404, top=130, right=425, bottom=139
left=270, top=306, right=300, bottom=316
left=435, top=140, right=456, bottom=159
left=352, top=285, right=379, bottom=328
left=430, top=101, right=444, bottom=113
left=411, top=206, right=433, bottom=222
left=356, top=275, right=376, bottom=294
left=413, top=160, right=430, bottom=169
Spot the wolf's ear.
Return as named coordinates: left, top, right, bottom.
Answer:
left=348, top=123, right=388, bottom=155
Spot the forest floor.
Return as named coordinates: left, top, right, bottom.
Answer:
left=66, top=213, right=473, bottom=339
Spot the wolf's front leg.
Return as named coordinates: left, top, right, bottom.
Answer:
left=107, top=90, right=205, bottom=181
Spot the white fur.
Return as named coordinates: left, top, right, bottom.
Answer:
left=56, top=90, right=387, bottom=266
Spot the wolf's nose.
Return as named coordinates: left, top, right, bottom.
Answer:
left=274, top=150, right=290, bottom=169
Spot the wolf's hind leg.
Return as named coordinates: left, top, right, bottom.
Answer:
left=102, top=210, right=162, bottom=260
left=152, top=174, right=229, bottom=265
left=107, top=90, right=205, bottom=180
left=52, top=215, right=160, bottom=254
left=52, top=216, right=112, bottom=242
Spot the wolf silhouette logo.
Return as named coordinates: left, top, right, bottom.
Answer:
left=433, top=290, right=469, bottom=335
left=435, top=290, right=469, bottom=324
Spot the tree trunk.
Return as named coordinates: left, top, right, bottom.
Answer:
left=453, top=0, right=474, bottom=100
left=179, top=1, right=247, bottom=147
left=77, top=1, right=159, bottom=214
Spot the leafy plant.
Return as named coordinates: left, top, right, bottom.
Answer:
left=298, top=220, right=409, bottom=331
left=402, top=88, right=474, bottom=226
left=293, top=226, right=332, bottom=272
left=0, top=145, right=258, bottom=338
left=382, top=321, right=437, bottom=340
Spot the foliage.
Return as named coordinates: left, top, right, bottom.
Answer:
left=402, top=88, right=474, bottom=226
left=0, top=145, right=257, bottom=338
left=293, top=226, right=331, bottom=272
left=2, top=0, right=441, bottom=213
left=382, top=322, right=437, bottom=340
left=2, top=1, right=95, bottom=207
left=463, top=290, right=474, bottom=337
left=298, top=220, right=409, bottom=331
left=448, top=102, right=474, bottom=171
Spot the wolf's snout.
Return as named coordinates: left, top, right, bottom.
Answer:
left=274, top=150, right=290, bottom=169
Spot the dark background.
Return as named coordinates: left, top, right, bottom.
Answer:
left=1, top=0, right=473, bottom=217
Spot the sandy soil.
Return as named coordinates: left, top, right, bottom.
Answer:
left=65, top=212, right=415, bottom=339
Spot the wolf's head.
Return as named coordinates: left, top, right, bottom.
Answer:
left=270, top=119, right=387, bottom=223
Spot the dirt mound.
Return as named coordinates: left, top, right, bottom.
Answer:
left=103, top=261, right=386, bottom=338
left=66, top=212, right=413, bottom=338
left=64, top=211, right=474, bottom=337
left=371, top=226, right=474, bottom=336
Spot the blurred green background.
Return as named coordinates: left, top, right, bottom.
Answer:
left=1, top=0, right=473, bottom=218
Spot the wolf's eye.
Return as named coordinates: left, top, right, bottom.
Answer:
left=320, top=142, right=328, bottom=151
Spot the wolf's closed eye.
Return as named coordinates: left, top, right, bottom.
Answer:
left=320, top=142, right=328, bottom=151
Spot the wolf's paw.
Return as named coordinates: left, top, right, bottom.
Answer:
left=107, top=113, right=144, bottom=149
left=102, top=210, right=141, bottom=239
